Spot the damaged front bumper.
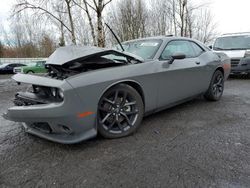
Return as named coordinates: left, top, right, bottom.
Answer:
left=3, top=74, right=97, bottom=144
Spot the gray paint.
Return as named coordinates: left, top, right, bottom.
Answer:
left=47, top=46, right=144, bottom=65
left=3, top=36, right=231, bottom=144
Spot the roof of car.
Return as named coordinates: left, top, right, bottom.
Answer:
left=122, top=36, right=208, bottom=51
left=122, top=36, right=202, bottom=43
left=221, top=32, right=250, bottom=37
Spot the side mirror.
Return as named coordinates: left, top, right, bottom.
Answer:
left=169, top=53, right=186, bottom=64
left=208, top=45, right=213, bottom=49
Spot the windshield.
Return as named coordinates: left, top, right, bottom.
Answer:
left=119, top=39, right=162, bottom=59
left=214, top=35, right=250, bottom=50
left=27, top=63, right=36, bottom=67
left=0, top=64, right=8, bottom=68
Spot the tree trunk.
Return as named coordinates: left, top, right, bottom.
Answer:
left=172, top=0, right=177, bottom=36
left=180, top=0, right=186, bottom=36
left=59, top=21, right=65, bottom=46
left=83, top=0, right=97, bottom=46
left=96, top=1, right=105, bottom=47
left=65, top=0, right=76, bottom=45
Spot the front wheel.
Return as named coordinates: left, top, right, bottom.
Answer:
left=97, top=84, right=144, bottom=139
left=204, top=70, right=224, bottom=101
left=27, top=70, right=34, bottom=74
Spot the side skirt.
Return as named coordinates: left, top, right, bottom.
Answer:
left=144, top=93, right=203, bottom=117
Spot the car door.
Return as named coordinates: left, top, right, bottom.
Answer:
left=6, top=64, right=16, bottom=73
left=4, top=65, right=11, bottom=73
left=32, top=62, right=39, bottom=73
left=156, top=40, right=207, bottom=108
left=39, top=61, right=47, bottom=73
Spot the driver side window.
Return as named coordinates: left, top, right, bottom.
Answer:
left=160, top=40, right=196, bottom=60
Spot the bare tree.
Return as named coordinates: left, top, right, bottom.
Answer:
left=52, top=1, right=66, bottom=46
left=109, top=0, right=147, bottom=42
left=147, top=0, right=172, bottom=36
left=39, top=34, right=56, bottom=57
left=193, top=8, right=217, bottom=44
left=83, top=0, right=113, bottom=47
left=0, top=41, right=4, bottom=57
left=6, top=0, right=218, bottom=56
left=72, top=0, right=97, bottom=45
left=178, top=0, right=187, bottom=36
left=83, top=0, right=97, bottom=46
left=14, top=0, right=77, bottom=44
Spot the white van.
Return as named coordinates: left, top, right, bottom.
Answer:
left=212, top=32, right=250, bottom=75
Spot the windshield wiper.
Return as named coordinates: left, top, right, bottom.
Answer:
left=225, top=48, right=247, bottom=50
left=213, top=47, right=225, bottom=50
left=214, top=47, right=248, bottom=51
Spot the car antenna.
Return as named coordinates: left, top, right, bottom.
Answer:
left=105, top=23, right=125, bottom=52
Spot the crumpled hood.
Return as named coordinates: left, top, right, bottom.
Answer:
left=46, top=46, right=144, bottom=65
left=12, top=73, right=65, bottom=88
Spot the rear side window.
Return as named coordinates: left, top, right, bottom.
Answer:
left=189, top=42, right=204, bottom=56
left=37, top=62, right=45, bottom=67
left=160, top=40, right=197, bottom=60
left=8, top=64, right=16, bottom=67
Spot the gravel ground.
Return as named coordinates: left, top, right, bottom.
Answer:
left=0, top=75, right=250, bottom=188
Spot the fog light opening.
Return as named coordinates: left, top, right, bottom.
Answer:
left=32, top=122, right=52, bottom=133
left=59, top=124, right=72, bottom=134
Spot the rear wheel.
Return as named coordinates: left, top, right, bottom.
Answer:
left=204, top=70, right=224, bottom=101
left=97, top=84, right=144, bottom=138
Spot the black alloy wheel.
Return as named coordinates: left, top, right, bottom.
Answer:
left=204, top=70, right=224, bottom=101
left=97, top=84, right=144, bottom=138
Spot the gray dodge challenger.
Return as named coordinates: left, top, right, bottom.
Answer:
left=3, top=36, right=231, bottom=144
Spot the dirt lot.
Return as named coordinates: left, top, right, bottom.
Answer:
left=0, top=74, right=250, bottom=188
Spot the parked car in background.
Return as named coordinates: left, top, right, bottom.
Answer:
left=211, top=32, right=250, bottom=75
left=0, top=63, right=26, bottom=74
left=3, top=36, right=231, bottom=144
left=14, top=60, right=47, bottom=74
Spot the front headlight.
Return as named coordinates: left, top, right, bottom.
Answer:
left=244, top=50, right=250, bottom=58
left=50, top=87, right=64, bottom=100
left=51, top=88, right=57, bottom=97
left=58, top=89, right=64, bottom=99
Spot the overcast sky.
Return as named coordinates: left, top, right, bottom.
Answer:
left=1, top=0, right=250, bottom=35
left=210, top=0, right=250, bottom=34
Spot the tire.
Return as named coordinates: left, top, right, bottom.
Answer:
left=97, top=84, right=144, bottom=139
left=204, top=70, right=224, bottom=101
left=27, top=70, right=34, bottom=74
left=246, top=73, right=250, bottom=79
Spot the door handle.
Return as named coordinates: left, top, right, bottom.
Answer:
left=195, top=61, right=200, bottom=65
